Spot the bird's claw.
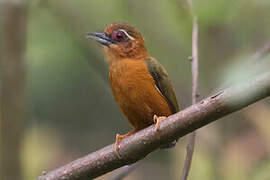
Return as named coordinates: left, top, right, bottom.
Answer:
left=115, top=134, right=123, bottom=158
left=114, top=130, right=136, bottom=159
left=153, top=114, right=167, bottom=131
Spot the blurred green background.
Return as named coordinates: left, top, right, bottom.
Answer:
left=1, top=0, right=270, bottom=180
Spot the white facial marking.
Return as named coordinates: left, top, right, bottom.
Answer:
left=119, top=29, right=135, bottom=40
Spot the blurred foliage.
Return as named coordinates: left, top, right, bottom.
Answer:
left=2, top=0, right=270, bottom=179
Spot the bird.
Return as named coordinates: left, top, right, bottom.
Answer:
left=86, top=22, right=179, bottom=156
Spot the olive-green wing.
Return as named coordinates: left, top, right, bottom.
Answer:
left=144, top=57, right=179, bottom=113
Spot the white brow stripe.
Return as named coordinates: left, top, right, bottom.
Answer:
left=119, top=29, right=135, bottom=40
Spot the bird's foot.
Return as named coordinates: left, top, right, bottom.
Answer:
left=153, top=114, right=167, bottom=131
left=114, top=130, right=136, bottom=158
left=115, top=134, right=124, bottom=158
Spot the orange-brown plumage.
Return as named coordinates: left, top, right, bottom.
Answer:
left=109, top=58, right=172, bottom=130
left=87, top=22, right=179, bottom=154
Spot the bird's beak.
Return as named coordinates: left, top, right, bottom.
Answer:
left=86, top=32, right=112, bottom=46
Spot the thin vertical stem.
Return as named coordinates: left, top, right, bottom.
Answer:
left=180, top=0, right=199, bottom=179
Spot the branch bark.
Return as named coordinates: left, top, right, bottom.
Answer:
left=37, top=71, right=270, bottom=180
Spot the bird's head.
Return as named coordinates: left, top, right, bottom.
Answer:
left=87, top=23, right=149, bottom=61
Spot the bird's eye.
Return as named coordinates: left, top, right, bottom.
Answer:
left=111, top=30, right=127, bottom=42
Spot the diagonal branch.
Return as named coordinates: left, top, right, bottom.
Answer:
left=37, top=70, right=270, bottom=180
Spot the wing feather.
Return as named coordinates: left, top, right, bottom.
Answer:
left=145, top=57, right=179, bottom=113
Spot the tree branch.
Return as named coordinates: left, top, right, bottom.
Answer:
left=37, top=70, right=270, bottom=180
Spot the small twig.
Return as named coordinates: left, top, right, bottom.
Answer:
left=191, top=19, right=199, bottom=105
left=180, top=132, right=196, bottom=180
left=180, top=0, right=198, bottom=179
left=108, top=163, right=138, bottom=180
